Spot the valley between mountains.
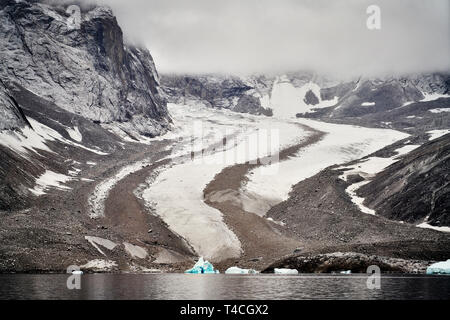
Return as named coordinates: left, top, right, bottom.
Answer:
left=0, top=0, right=449, bottom=274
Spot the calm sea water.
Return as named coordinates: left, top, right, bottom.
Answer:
left=0, top=274, right=449, bottom=300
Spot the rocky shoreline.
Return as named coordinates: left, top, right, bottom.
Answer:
left=262, top=252, right=432, bottom=274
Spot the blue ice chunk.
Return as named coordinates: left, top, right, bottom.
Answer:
left=184, top=257, right=220, bottom=274
left=225, top=266, right=258, bottom=274
left=426, top=260, right=450, bottom=275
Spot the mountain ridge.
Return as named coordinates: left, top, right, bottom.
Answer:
left=0, top=0, right=170, bottom=137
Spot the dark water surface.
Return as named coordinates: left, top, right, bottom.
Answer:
left=0, top=274, right=449, bottom=300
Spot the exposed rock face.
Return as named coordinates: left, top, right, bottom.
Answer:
left=303, top=73, right=450, bottom=128
left=162, top=71, right=449, bottom=131
left=0, top=79, right=28, bottom=130
left=265, top=165, right=450, bottom=248
left=0, top=0, right=173, bottom=211
left=263, top=252, right=432, bottom=273
left=0, top=0, right=169, bottom=136
left=359, top=134, right=450, bottom=227
left=323, top=75, right=448, bottom=118
left=234, top=94, right=272, bottom=116
left=304, top=89, right=319, bottom=105
left=161, top=74, right=273, bottom=115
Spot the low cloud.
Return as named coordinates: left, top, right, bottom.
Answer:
left=89, top=0, right=449, bottom=77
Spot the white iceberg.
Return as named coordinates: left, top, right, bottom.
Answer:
left=225, top=266, right=258, bottom=274
left=426, top=260, right=450, bottom=275
left=274, top=268, right=299, bottom=275
left=184, top=257, right=220, bottom=274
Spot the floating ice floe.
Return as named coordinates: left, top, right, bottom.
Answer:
left=340, top=270, right=352, bottom=274
left=274, top=268, right=299, bottom=275
left=184, top=257, right=220, bottom=274
left=426, top=260, right=450, bottom=275
left=225, top=266, right=258, bottom=274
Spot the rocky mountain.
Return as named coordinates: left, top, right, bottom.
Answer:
left=0, top=0, right=170, bottom=137
left=0, top=79, right=29, bottom=130
left=161, top=74, right=273, bottom=116
left=0, top=1, right=200, bottom=273
left=304, top=73, right=450, bottom=132
left=0, top=1, right=448, bottom=274
left=0, top=0, right=172, bottom=211
left=358, top=133, right=450, bottom=227
left=162, top=71, right=450, bottom=133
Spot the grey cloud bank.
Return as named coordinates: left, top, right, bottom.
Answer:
left=91, top=0, right=449, bottom=77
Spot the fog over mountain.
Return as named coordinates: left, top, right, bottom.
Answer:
left=87, top=0, right=450, bottom=77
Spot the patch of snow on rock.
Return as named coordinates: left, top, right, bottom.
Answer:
left=123, top=242, right=148, bottom=259
left=417, top=222, right=450, bottom=233
left=0, top=118, right=107, bottom=157
left=338, top=144, right=420, bottom=216
left=80, top=259, right=117, bottom=272
left=421, top=93, right=450, bottom=102
left=29, top=170, right=72, bottom=196
left=66, top=126, right=83, bottom=142
left=85, top=236, right=117, bottom=256
left=428, top=108, right=450, bottom=114
left=427, top=129, right=450, bottom=141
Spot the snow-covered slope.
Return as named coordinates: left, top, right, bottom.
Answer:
left=358, top=134, right=450, bottom=228
left=269, top=75, right=338, bottom=118
left=0, top=0, right=171, bottom=211
left=239, top=119, right=409, bottom=216
left=162, top=71, right=450, bottom=135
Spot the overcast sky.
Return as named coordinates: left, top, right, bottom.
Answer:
left=93, top=0, right=449, bottom=77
